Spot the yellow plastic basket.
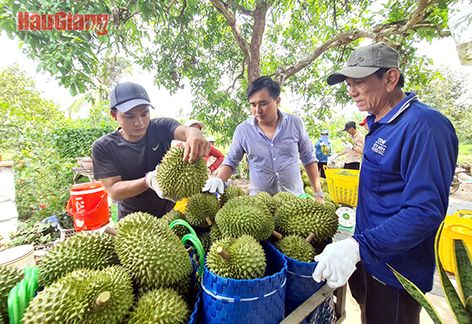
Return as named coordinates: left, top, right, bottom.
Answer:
left=438, top=210, right=472, bottom=273
left=324, top=167, right=360, bottom=207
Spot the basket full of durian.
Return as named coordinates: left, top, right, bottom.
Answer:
left=195, top=192, right=287, bottom=324
left=270, top=191, right=339, bottom=315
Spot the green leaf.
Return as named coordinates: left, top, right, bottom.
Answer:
left=435, top=223, right=471, bottom=324
left=388, top=264, right=443, bottom=324
left=454, top=240, right=472, bottom=315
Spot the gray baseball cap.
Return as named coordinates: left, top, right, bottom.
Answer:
left=327, top=43, right=400, bottom=85
left=110, top=82, right=155, bottom=112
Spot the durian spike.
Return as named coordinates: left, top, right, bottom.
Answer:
left=104, top=227, right=117, bottom=236
left=96, top=291, right=111, bottom=307
left=206, top=217, right=213, bottom=226
left=305, top=233, right=315, bottom=243
left=271, top=230, right=283, bottom=240
left=216, top=246, right=230, bottom=260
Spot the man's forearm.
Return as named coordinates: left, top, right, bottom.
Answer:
left=305, top=162, right=322, bottom=192
left=216, top=165, right=234, bottom=182
left=104, top=177, right=149, bottom=201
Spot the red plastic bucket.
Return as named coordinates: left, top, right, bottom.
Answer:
left=66, top=182, right=109, bottom=231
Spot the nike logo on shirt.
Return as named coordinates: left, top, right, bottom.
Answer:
left=152, top=143, right=160, bottom=151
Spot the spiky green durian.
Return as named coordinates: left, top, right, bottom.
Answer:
left=206, top=235, right=266, bottom=279
left=275, top=236, right=316, bottom=262
left=274, top=198, right=338, bottom=241
left=215, top=196, right=274, bottom=240
left=186, top=193, right=220, bottom=228
left=0, top=265, right=23, bottom=320
left=219, top=185, right=246, bottom=207
left=198, top=231, right=212, bottom=252
left=114, top=212, right=193, bottom=290
left=272, top=191, right=298, bottom=211
left=23, top=266, right=133, bottom=324
left=251, top=192, right=276, bottom=214
left=38, top=232, right=116, bottom=287
left=156, top=147, right=208, bottom=201
left=209, top=223, right=222, bottom=243
left=161, top=209, right=187, bottom=238
left=128, top=288, right=189, bottom=324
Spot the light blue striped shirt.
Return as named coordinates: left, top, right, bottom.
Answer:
left=223, top=111, right=317, bottom=195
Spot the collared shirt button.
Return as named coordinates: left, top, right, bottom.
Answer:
left=271, top=143, right=274, bottom=146
left=273, top=158, right=276, bottom=161
left=276, top=173, right=279, bottom=176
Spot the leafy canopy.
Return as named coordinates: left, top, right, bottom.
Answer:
left=0, top=0, right=452, bottom=142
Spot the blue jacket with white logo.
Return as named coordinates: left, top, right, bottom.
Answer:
left=353, top=92, right=458, bottom=292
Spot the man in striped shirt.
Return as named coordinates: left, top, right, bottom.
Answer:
left=202, top=76, right=324, bottom=203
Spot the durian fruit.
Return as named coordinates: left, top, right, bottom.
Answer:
left=215, top=196, right=274, bottom=240
left=114, top=212, right=193, bottom=291
left=219, top=185, right=246, bottom=206
left=185, top=193, right=220, bottom=228
left=198, top=231, right=212, bottom=252
left=161, top=209, right=187, bottom=238
left=128, top=288, right=189, bottom=324
left=0, top=265, right=23, bottom=321
left=209, top=223, right=222, bottom=243
left=274, top=198, right=338, bottom=242
left=251, top=192, right=276, bottom=214
left=272, top=191, right=298, bottom=211
left=156, top=146, right=208, bottom=201
left=23, top=266, right=133, bottom=324
left=38, top=232, right=116, bottom=287
left=275, top=235, right=316, bottom=262
left=206, top=235, right=266, bottom=279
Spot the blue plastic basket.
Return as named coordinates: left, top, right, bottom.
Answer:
left=188, top=288, right=201, bottom=324
left=201, top=242, right=287, bottom=324
left=269, top=242, right=325, bottom=315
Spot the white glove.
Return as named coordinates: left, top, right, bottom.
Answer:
left=343, top=142, right=354, bottom=150
left=202, top=177, right=225, bottom=194
left=312, top=237, right=360, bottom=288
left=145, top=167, right=173, bottom=201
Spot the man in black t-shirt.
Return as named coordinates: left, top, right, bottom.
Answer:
left=92, top=82, right=210, bottom=219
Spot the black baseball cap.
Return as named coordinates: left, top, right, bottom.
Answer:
left=110, top=82, right=154, bottom=112
left=327, top=43, right=400, bottom=85
left=344, top=121, right=356, bottom=131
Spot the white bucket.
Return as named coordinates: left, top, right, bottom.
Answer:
left=0, top=244, right=35, bottom=270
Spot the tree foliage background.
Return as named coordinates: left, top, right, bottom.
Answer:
left=0, top=0, right=454, bottom=143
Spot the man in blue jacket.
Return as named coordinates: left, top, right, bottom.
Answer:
left=314, top=130, right=331, bottom=178
left=312, top=43, right=458, bottom=323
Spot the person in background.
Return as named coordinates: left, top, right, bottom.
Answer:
left=183, top=120, right=225, bottom=173
left=342, top=121, right=364, bottom=170
left=314, top=130, right=331, bottom=178
left=92, top=82, right=210, bottom=219
left=202, top=76, right=324, bottom=202
left=312, top=42, right=458, bottom=324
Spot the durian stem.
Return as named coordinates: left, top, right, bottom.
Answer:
left=216, top=246, right=230, bottom=260
left=186, top=246, right=193, bottom=253
left=271, top=231, right=283, bottom=240
left=95, top=291, right=111, bottom=307
left=104, top=227, right=117, bottom=236
left=305, top=233, right=315, bottom=243
left=206, top=217, right=213, bottom=226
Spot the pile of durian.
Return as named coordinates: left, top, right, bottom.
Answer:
left=0, top=148, right=339, bottom=323
left=0, top=211, right=196, bottom=324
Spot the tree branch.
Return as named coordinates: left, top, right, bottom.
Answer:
left=275, top=0, right=446, bottom=84
left=248, top=1, right=269, bottom=82
left=210, top=0, right=251, bottom=61
left=402, top=0, right=436, bottom=32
